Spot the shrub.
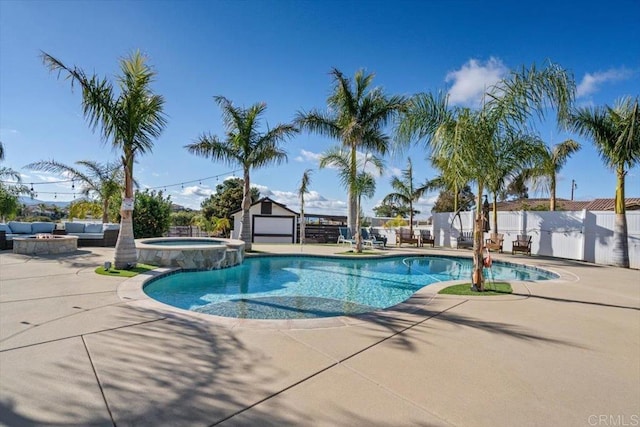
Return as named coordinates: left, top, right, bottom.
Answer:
left=133, top=190, right=172, bottom=238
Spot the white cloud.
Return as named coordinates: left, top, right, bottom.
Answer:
left=445, top=57, right=508, bottom=106
left=294, top=149, right=323, bottom=163
left=576, top=68, right=633, bottom=98
left=181, top=185, right=214, bottom=197
left=252, top=183, right=347, bottom=215
left=387, top=167, right=402, bottom=177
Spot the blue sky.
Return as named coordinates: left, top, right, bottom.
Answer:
left=1, top=0, right=639, bottom=218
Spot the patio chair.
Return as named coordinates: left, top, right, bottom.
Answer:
left=456, top=231, right=474, bottom=249
left=337, top=227, right=356, bottom=245
left=511, top=234, right=532, bottom=255
left=485, top=233, right=504, bottom=253
left=418, top=229, right=435, bottom=247
left=395, top=228, right=419, bottom=247
left=360, top=228, right=386, bottom=249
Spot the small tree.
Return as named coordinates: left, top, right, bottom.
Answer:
left=200, top=178, right=260, bottom=221
left=68, top=200, right=103, bottom=220
left=0, top=185, right=20, bottom=222
left=170, top=211, right=196, bottom=226
left=133, top=189, right=172, bottom=238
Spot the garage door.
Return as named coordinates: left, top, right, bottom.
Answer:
left=252, top=215, right=296, bottom=243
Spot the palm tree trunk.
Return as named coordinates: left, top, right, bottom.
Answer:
left=240, top=168, right=252, bottom=251
left=354, top=195, right=363, bottom=253
left=472, top=187, right=485, bottom=291
left=114, top=157, right=137, bottom=269
left=102, top=199, right=109, bottom=223
left=612, top=167, right=629, bottom=268
left=300, top=197, right=305, bottom=245
left=550, top=172, right=557, bottom=211
left=408, top=202, right=414, bottom=236
left=492, top=193, right=498, bottom=233
left=348, top=144, right=358, bottom=234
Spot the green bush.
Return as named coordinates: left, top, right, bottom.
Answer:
left=133, top=190, right=172, bottom=238
left=170, top=211, right=196, bottom=226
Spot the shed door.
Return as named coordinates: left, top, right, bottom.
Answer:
left=252, top=215, right=295, bottom=243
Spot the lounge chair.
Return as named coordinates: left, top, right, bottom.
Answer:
left=337, top=227, right=356, bottom=245
left=485, top=233, right=504, bottom=253
left=511, top=234, right=532, bottom=255
left=360, top=228, right=386, bottom=249
left=418, top=229, right=435, bottom=247
left=395, top=228, right=419, bottom=247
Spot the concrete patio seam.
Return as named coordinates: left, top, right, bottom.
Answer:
left=81, top=334, right=116, bottom=427
left=214, top=300, right=469, bottom=425
left=0, top=290, right=116, bottom=304
left=0, top=317, right=167, bottom=353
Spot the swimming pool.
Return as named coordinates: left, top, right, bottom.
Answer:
left=143, top=255, right=558, bottom=320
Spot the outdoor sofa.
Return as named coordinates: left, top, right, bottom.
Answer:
left=0, top=221, right=119, bottom=250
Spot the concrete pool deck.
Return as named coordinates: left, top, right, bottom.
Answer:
left=0, top=244, right=638, bottom=426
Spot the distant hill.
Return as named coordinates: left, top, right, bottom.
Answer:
left=18, top=196, right=75, bottom=208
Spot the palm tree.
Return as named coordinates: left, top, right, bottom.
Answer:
left=569, top=96, right=639, bottom=268
left=296, top=68, right=406, bottom=233
left=319, top=147, right=383, bottom=252
left=382, top=158, right=428, bottom=237
left=185, top=96, right=297, bottom=251
left=41, top=50, right=167, bottom=269
left=397, top=63, right=574, bottom=290
left=24, top=160, right=124, bottom=223
left=298, top=169, right=313, bottom=245
left=485, top=131, right=546, bottom=232
left=526, top=139, right=581, bottom=211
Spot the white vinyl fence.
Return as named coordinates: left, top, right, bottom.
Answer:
left=429, top=210, right=640, bottom=269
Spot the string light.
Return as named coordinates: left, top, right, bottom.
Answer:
left=1, top=168, right=241, bottom=196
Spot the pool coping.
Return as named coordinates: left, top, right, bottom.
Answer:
left=117, top=254, right=572, bottom=330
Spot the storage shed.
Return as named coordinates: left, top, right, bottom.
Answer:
left=230, top=197, right=299, bottom=243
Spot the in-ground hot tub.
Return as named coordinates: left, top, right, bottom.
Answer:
left=136, top=237, right=245, bottom=270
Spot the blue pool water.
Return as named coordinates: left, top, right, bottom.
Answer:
left=143, top=255, right=557, bottom=319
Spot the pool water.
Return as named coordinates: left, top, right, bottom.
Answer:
left=143, top=255, right=557, bottom=319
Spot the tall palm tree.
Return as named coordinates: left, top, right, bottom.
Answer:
left=296, top=68, right=406, bottom=233
left=298, top=169, right=313, bottom=245
left=485, top=131, right=546, bottom=232
left=24, top=160, right=124, bottom=223
left=569, top=96, right=639, bottom=268
left=382, top=158, right=428, bottom=237
left=185, top=96, right=297, bottom=251
left=319, top=147, right=383, bottom=252
left=526, top=139, right=581, bottom=211
left=41, top=50, right=167, bottom=269
left=397, top=62, right=574, bottom=290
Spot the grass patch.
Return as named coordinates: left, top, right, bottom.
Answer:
left=95, top=263, right=157, bottom=277
left=439, top=282, right=513, bottom=296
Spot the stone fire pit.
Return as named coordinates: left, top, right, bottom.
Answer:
left=13, top=234, right=78, bottom=255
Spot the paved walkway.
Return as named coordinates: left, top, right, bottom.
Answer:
left=0, top=244, right=638, bottom=426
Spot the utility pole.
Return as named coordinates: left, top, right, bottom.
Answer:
left=571, top=179, right=577, bottom=200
